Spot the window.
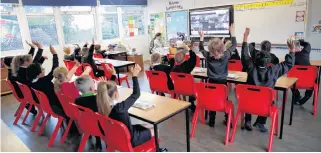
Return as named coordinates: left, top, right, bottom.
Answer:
left=121, top=7, right=145, bottom=37
left=0, top=3, right=14, bottom=12
left=60, top=6, right=91, bottom=12
left=100, top=6, right=119, bottom=40
left=61, top=14, right=96, bottom=44
left=25, top=6, right=58, bottom=46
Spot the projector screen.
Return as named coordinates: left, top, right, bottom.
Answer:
left=190, top=7, right=230, bottom=37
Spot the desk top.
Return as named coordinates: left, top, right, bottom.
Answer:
left=1, top=120, right=31, bottom=152
left=191, top=68, right=298, bottom=89
left=279, top=58, right=321, bottom=66
left=105, top=50, right=127, bottom=55
left=94, top=59, right=135, bottom=67
left=117, top=87, right=191, bottom=124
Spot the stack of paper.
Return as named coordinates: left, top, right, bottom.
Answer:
left=133, top=100, right=156, bottom=110
left=227, top=73, right=241, bottom=79
left=193, top=67, right=206, bottom=73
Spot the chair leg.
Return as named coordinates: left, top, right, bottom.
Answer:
left=48, top=117, right=64, bottom=147
left=31, top=110, right=43, bottom=132
left=225, top=109, right=232, bottom=145
left=78, top=133, right=90, bottom=152
left=313, top=85, right=318, bottom=116
left=190, top=107, right=200, bottom=138
left=229, top=111, right=240, bottom=143
left=13, top=102, right=26, bottom=125
left=38, top=114, right=51, bottom=136
left=60, top=119, right=73, bottom=144
left=268, top=113, right=277, bottom=152
left=125, top=78, right=130, bottom=88
left=22, top=104, right=33, bottom=125
left=275, top=112, right=279, bottom=136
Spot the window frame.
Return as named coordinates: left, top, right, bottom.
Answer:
left=99, top=5, right=119, bottom=40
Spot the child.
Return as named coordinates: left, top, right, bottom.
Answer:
left=63, top=47, right=75, bottom=61
left=149, top=33, right=164, bottom=54
left=241, top=28, right=296, bottom=132
left=94, top=44, right=107, bottom=58
left=150, top=53, right=174, bottom=95
left=261, top=40, right=279, bottom=64
left=199, top=24, right=236, bottom=127
left=82, top=39, right=105, bottom=78
left=291, top=39, right=313, bottom=105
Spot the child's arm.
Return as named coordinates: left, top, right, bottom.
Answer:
left=299, top=39, right=311, bottom=54
left=186, top=49, right=197, bottom=71
left=67, top=61, right=81, bottom=80
left=241, top=28, right=254, bottom=72
left=198, top=30, right=206, bottom=52
left=44, top=46, right=59, bottom=82
left=32, top=41, right=44, bottom=64
left=26, top=41, right=35, bottom=57
left=224, top=24, right=237, bottom=59
left=273, top=53, right=295, bottom=77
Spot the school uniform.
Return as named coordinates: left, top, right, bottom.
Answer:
left=241, top=42, right=295, bottom=125
left=200, top=36, right=237, bottom=124
left=96, top=50, right=108, bottom=58
left=292, top=40, right=313, bottom=104
left=270, top=53, right=279, bottom=65
left=83, top=44, right=105, bottom=78
left=109, top=76, right=151, bottom=147
left=149, top=63, right=174, bottom=91
left=230, top=48, right=241, bottom=60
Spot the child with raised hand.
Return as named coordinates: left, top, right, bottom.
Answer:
left=82, top=38, right=105, bottom=77
left=241, top=28, right=296, bottom=132
left=199, top=24, right=237, bottom=127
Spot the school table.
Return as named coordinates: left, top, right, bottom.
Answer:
left=191, top=68, right=298, bottom=139
left=118, top=87, right=191, bottom=152
left=94, top=58, right=135, bottom=85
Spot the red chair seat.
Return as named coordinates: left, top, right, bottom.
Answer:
left=145, top=70, right=174, bottom=98
left=133, top=137, right=158, bottom=152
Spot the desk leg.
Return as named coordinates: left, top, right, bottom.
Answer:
left=318, top=66, right=321, bottom=87
left=279, top=89, right=287, bottom=139
left=185, top=109, right=190, bottom=152
left=116, top=68, right=121, bottom=85
left=154, top=124, right=160, bottom=152
left=289, top=83, right=296, bottom=125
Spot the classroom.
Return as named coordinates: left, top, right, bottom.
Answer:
left=1, top=0, right=321, bottom=152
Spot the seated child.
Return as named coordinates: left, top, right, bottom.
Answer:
left=241, top=28, right=296, bottom=132
left=199, top=24, right=236, bottom=127
left=261, top=40, right=279, bottom=64
left=63, top=47, right=75, bottom=61
left=81, top=39, right=105, bottom=78
left=94, top=44, right=107, bottom=58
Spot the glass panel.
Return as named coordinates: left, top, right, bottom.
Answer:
left=27, top=16, right=59, bottom=46
left=0, top=3, right=14, bottom=12
left=62, top=14, right=96, bottom=44
left=100, top=6, right=117, bottom=13
left=24, top=6, right=53, bottom=14
left=121, top=6, right=144, bottom=14
left=0, top=15, right=23, bottom=51
left=101, top=14, right=119, bottom=40
left=60, top=6, right=91, bottom=12
left=122, top=14, right=144, bottom=37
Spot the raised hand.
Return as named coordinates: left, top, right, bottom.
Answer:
left=49, top=45, right=57, bottom=54
left=130, top=64, right=141, bottom=77
left=43, top=56, right=48, bottom=60
left=32, top=41, right=43, bottom=49
left=92, top=38, right=95, bottom=45
left=287, top=35, right=297, bottom=53
left=26, top=40, right=35, bottom=48
left=243, top=27, right=250, bottom=42
left=98, top=76, right=108, bottom=82
left=198, top=30, right=204, bottom=41
left=229, top=23, right=235, bottom=36
left=105, top=64, right=116, bottom=75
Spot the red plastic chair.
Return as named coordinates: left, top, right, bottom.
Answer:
left=101, top=62, right=130, bottom=87
left=185, top=55, right=201, bottom=67
left=32, top=88, right=65, bottom=147
left=191, top=82, right=234, bottom=145
left=94, top=53, right=103, bottom=59
left=64, top=60, right=82, bottom=76
left=170, top=72, right=195, bottom=99
left=96, top=113, right=158, bottom=152
left=287, top=65, right=319, bottom=116
left=17, top=82, right=44, bottom=131
left=81, top=63, right=100, bottom=80
left=145, top=70, right=174, bottom=98
left=228, top=60, right=242, bottom=71
left=230, top=84, right=278, bottom=152
left=6, top=79, right=28, bottom=125
left=69, top=103, right=103, bottom=152
left=166, top=54, right=175, bottom=60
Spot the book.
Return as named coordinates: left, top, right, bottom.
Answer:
left=193, top=67, right=206, bottom=73
left=133, top=100, right=156, bottom=110
left=227, top=73, right=241, bottom=79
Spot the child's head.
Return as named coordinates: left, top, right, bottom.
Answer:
left=96, top=80, right=118, bottom=116
left=12, top=55, right=33, bottom=76
left=75, top=75, right=95, bottom=94
left=26, top=63, right=45, bottom=81
left=63, top=47, right=71, bottom=55
left=254, top=51, right=271, bottom=67
left=53, top=67, right=69, bottom=92
left=174, top=51, right=186, bottom=65
left=151, top=53, right=161, bottom=65
left=81, top=47, right=89, bottom=57
left=155, top=33, right=162, bottom=40
left=261, top=40, right=271, bottom=52
left=183, top=40, right=193, bottom=49
left=94, top=44, right=101, bottom=51
left=208, top=38, right=225, bottom=59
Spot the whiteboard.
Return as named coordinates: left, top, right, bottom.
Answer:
left=234, top=0, right=307, bottom=44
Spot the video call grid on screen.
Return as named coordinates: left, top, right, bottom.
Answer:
left=190, top=8, right=230, bottom=37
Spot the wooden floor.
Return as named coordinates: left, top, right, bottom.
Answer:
left=1, top=63, right=321, bottom=152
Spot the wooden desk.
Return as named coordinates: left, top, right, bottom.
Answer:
left=118, top=87, right=191, bottom=152
left=191, top=68, right=298, bottom=139
left=94, top=59, right=135, bottom=85
left=1, top=120, right=30, bottom=152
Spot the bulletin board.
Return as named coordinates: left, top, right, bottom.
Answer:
left=149, top=12, right=165, bottom=41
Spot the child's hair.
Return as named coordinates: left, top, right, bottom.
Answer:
left=63, top=47, right=71, bottom=55
left=151, top=53, right=161, bottom=65
left=3, top=56, right=13, bottom=68
left=81, top=47, right=89, bottom=57
left=154, top=33, right=161, bottom=39
left=53, top=67, right=68, bottom=92
left=254, top=51, right=271, bottom=67
left=12, top=54, right=32, bottom=77
left=96, top=80, right=118, bottom=116
left=74, top=75, right=93, bottom=93
left=94, top=45, right=101, bottom=51
left=208, top=38, right=225, bottom=59
left=174, top=51, right=186, bottom=65
left=261, top=40, right=271, bottom=52
left=26, top=63, right=42, bottom=81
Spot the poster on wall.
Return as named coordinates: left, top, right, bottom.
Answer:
left=312, top=23, right=321, bottom=34
left=149, top=13, right=165, bottom=41
left=122, top=14, right=144, bottom=37
left=166, top=10, right=188, bottom=43
left=295, top=11, right=305, bottom=22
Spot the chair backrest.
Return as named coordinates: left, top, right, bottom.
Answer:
left=32, top=88, right=58, bottom=117
left=81, top=63, right=97, bottom=79
left=16, top=82, right=37, bottom=105
left=100, top=63, right=114, bottom=80
left=55, top=89, right=78, bottom=120
left=69, top=103, right=102, bottom=137
left=167, top=54, right=175, bottom=60
left=195, top=82, right=228, bottom=111
left=287, top=65, right=318, bottom=88
left=228, top=60, right=242, bottom=71
left=63, top=60, right=75, bottom=71
left=96, top=113, right=134, bottom=152
left=6, top=79, right=24, bottom=103
left=170, top=72, right=195, bottom=96
left=60, top=82, right=80, bottom=100
left=145, top=70, right=170, bottom=93
left=94, top=53, right=103, bottom=59
left=235, top=84, right=275, bottom=117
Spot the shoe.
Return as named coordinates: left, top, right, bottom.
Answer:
left=244, top=121, right=252, bottom=131
left=160, top=148, right=168, bottom=152
left=209, top=119, right=215, bottom=127
left=255, top=123, right=268, bottom=132
left=30, top=109, right=38, bottom=115
left=298, top=96, right=310, bottom=105
left=223, top=120, right=233, bottom=128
